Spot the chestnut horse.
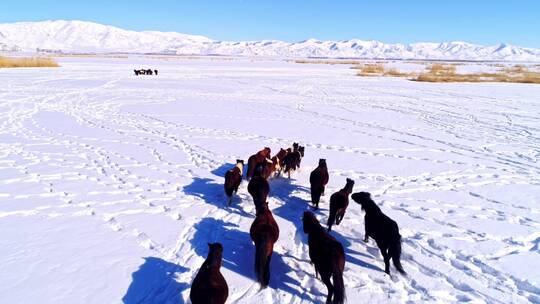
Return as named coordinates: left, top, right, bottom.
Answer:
left=246, top=147, right=271, bottom=180
left=224, top=159, right=244, bottom=206
left=190, top=242, right=229, bottom=304
left=250, top=202, right=279, bottom=288
left=247, top=164, right=270, bottom=211
left=302, top=211, right=345, bottom=304
left=310, top=159, right=329, bottom=209
left=262, top=156, right=280, bottom=179
left=327, top=178, right=354, bottom=232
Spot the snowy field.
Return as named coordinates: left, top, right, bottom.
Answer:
left=1, top=56, right=539, bottom=304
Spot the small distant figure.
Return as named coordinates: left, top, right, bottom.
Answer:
left=310, top=159, right=329, bottom=209
left=146, top=69, right=153, bottom=75
left=190, top=243, right=229, bottom=304
left=327, top=178, right=354, bottom=232
left=134, top=69, right=140, bottom=76
left=224, top=159, right=244, bottom=206
left=154, top=69, right=158, bottom=75
left=352, top=192, right=406, bottom=275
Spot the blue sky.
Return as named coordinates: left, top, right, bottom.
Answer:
left=2, top=1, right=540, bottom=47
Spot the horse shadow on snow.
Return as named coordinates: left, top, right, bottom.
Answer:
left=122, top=257, right=189, bottom=304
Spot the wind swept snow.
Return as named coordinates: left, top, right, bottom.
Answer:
left=0, top=56, right=539, bottom=303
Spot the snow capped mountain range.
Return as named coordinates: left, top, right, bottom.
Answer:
left=1, top=20, right=540, bottom=61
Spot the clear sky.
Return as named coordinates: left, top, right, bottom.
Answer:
left=2, top=0, right=540, bottom=48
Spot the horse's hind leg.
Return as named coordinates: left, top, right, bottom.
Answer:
left=380, top=245, right=391, bottom=274
left=321, top=272, right=334, bottom=304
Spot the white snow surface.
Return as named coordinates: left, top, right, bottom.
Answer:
left=2, top=20, right=540, bottom=61
left=1, top=56, right=540, bottom=304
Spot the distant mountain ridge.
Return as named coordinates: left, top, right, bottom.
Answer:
left=1, top=20, right=539, bottom=61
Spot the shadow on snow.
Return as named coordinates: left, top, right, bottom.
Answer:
left=123, top=257, right=189, bottom=304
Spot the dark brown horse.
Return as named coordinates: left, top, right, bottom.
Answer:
left=310, top=159, right=329, bottom=209
left=273, top=148, right=288, bottom=176
left=190, top=242, right=229, bottom=304
left=247, top=164, right=269, bottom=211
left=327, top=178, right=354, bottom=232
left=246, top=147, right=271, bottom=180
left=283, top=144, right=305, bottom=178
left=224, top=159, right=244, bottom=206
left=250, top=202, right=279, bottom=288
left=352, top=192, right=406, bottom=275
left=302, top=211, right=345, bottom=304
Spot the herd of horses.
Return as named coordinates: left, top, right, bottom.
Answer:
left=190, top=143, right=406, bottom=304
left=133, top=69, right=158, bottom=76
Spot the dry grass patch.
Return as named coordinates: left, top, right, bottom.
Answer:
left=414, top=64, right=540, bottom=84
left=353, top=63, right=413, bottom=77
left=0, top=56, right=59, bottom=68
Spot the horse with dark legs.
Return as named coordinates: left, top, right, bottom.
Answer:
left=283, top=143, right=305, bottom=178
left=274, top=148, right=287, bottom=176
left=310, top=159, right=329, bottom=209
left=247, top=163, right=269, bottom=211
left=352, top=192, right=406, bottom=275
left=250, top=202, right=279, bottom=288
left=154, top=69, right=158, bottom=75
left=134, top=69, right=140, bottom=76
left=224, top=159, right=244, bottom=206
left=190, top=242, right=229, bottom=304
left=327, top=178, right=354, bottom=232
left=302, top=211, right=345, bottom=304
left=246, top=147, right=272, bottom=180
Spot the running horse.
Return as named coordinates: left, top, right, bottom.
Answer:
left=246, top=147, right=272, bottom=180
left=250, top=202, right=279, bottom=288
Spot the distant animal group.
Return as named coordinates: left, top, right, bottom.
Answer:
left=134, top=69, right=158, bottom=76
left=190, top=143, right=406, bottom=304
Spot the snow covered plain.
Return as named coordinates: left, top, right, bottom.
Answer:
left=1, top=56, right=539, bottom=303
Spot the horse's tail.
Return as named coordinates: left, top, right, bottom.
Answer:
left=390, top=235, right=406, bottom=275
left=311, top=185, right=324, bottom=207
left=331, top=249, right=345, bottom=304
left=255, top=236, right=270, bottom=288
left=327, top=203, right=337, bottom=231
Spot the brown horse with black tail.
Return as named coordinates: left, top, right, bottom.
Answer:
left=190, top=242, right=229, bottom=304
left=247, top=163, right=269, bottom=211
left=224, top=159, right=244, bottom=206
left=310, top=159, right=329, bottom=209
left=246, top=147, right=271, bottom=180
left=302, top=211, right=345, bottom=304
left=250, top=202, right=279, bottom=288
left=327, top=178, right=354, bottom=232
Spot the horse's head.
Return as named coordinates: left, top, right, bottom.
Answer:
left=207, top=242, right=224, bottom=267
left=302, top=211, right=320, bottom=234
left=344, top=178, right=355, bottom=193
left=351, top=192, right=379, bottom=214
left=318, top=159, right=327, bottom=167
left=299, top=146, right=305, bottom=157
left=236, top=159, right=244, bottom=165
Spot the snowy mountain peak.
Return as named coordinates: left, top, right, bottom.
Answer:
left=1, top=20, right=539, bottom=61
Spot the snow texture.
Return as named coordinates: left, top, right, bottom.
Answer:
left=0, top=56, right=539, bottom=303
